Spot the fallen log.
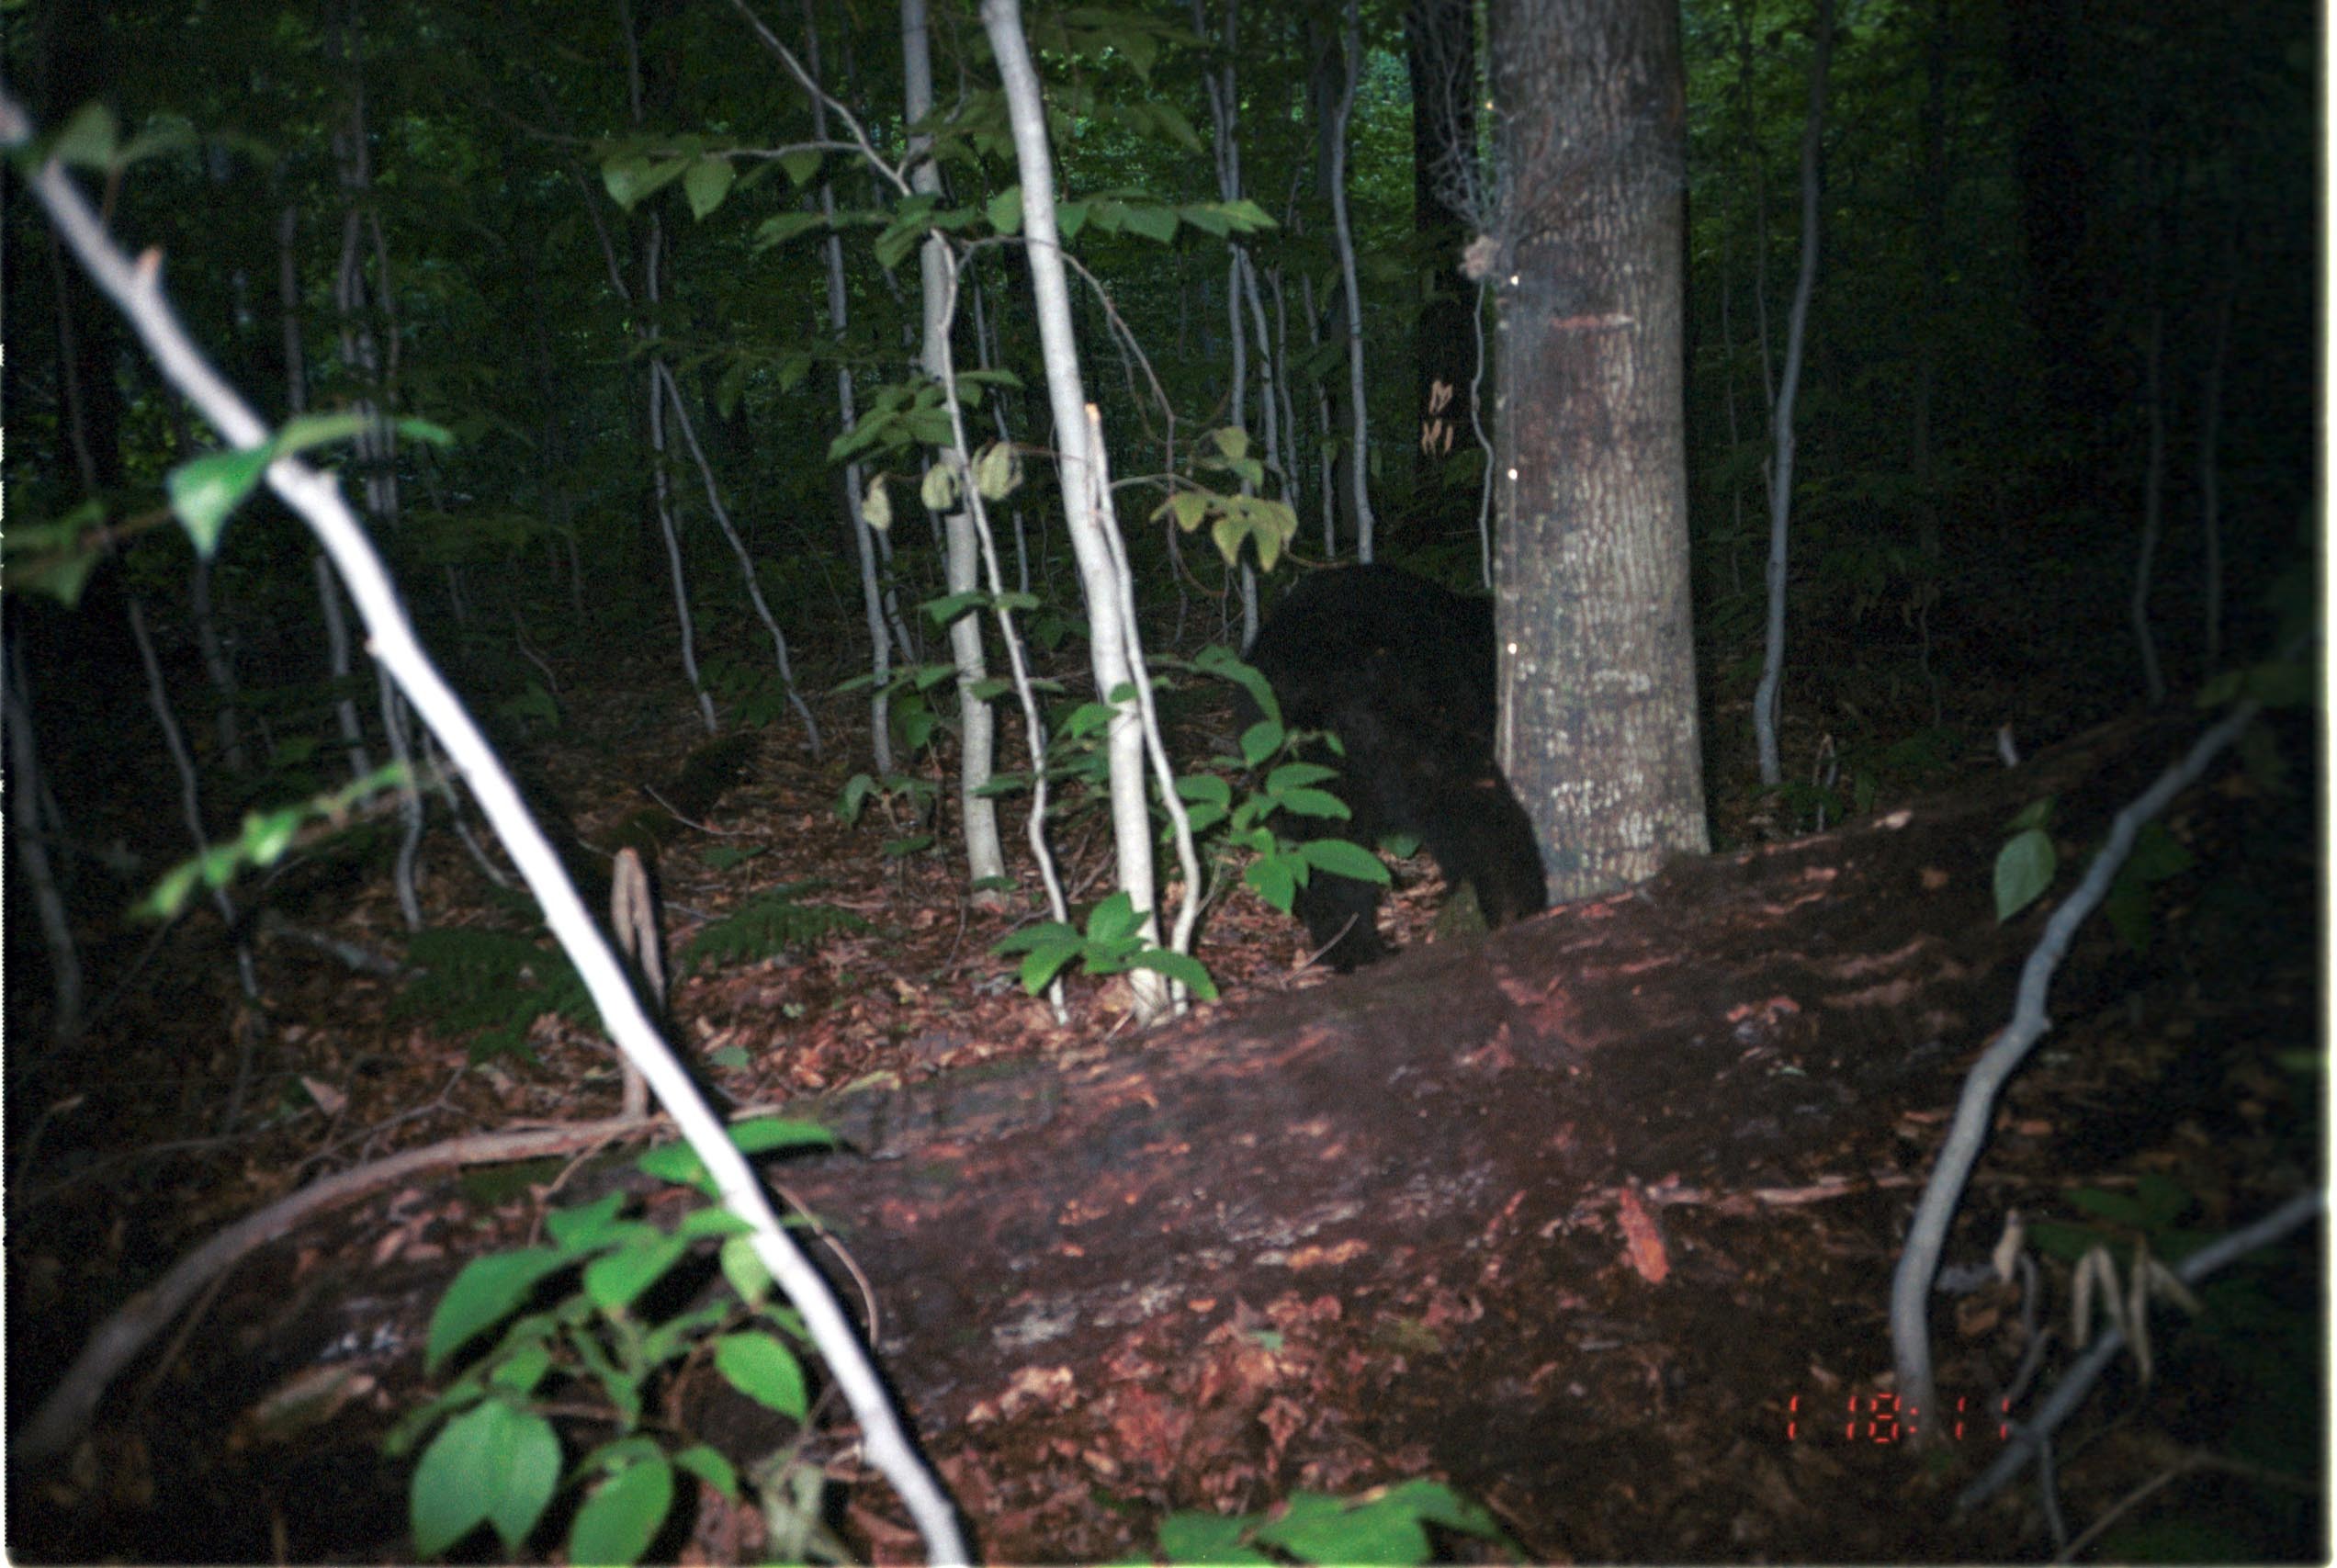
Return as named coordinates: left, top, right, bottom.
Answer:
left=757, top=713, right=2255, bottom=1549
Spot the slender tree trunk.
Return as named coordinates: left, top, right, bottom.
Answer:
left=1751, top=0, right=1832, bottom=788
left=1489, top=0, right=1707, bottom=897
left=1327, top=0, right=1376, bottom=561
left=980, top=0, right=1170, bottom=1020
left=904, top=0, right=1007, bottom=903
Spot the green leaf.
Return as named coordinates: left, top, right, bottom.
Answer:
left=1178, top=774, right=1233, bottom=809
left=1218, top=197, right=1278, bottom=232
left=719, top=1233, right=774, bottom=1308
left=1125, top=947, right=1218, bottom=999
left=674, top=1207, right=751, bottom=1244
left=992, top=920, right=1078, bottom=956
left=683, top=154, right=737, bottom=219
left=729, top=1117, right=837, bottom=1156
left=1301, top=838, right=1389, bottom=883
left=988, top=184, right=1024, bottom=235
left=1993, top=827, right=2057, bottom=921
left=753, top=210, right=829, bottom=251
left=410, top=1399, right=560, bottom=1556
left=1266, top=761, right=1340, bottom=792
left=1086, top=889, right=1144, bottom=943
left=568, top=1453, right=674, bottom=1568
left=672, top=1442, right=739, bottom=1501
left=1372, top=1479, right=1509, bottom=1545
left=779, top=148, right=824, bottom=187
left=922, top=589, right=989, bottom=626
left=543, top=1191, right=636, bottom=1253
left=603, top=153, right=688, bottom=211
left=712, top=1331, right=809, bottom=1417
left=1018, top=940, right=1081, bottom=994
left=1255, top=1491, right=1428, bottom=1567
left=425, top=1248, right=570, bottom=1372
left=1245, top=855, right=1298, bottom=913
left=1159, top=1510, right=1273, bottom=1564
left=51, top=102, right=120, bottom=169
left=1278, top=786, right=1353, bottom=822
left=582, top=1234, right=692, bottom=1312
left=487, top=1340, right=553, bottom=1395
left=1123, top=202, right=1179, bottom=243
left=1239, top=720, right=1284, bottom=768
left=167, top=446, right=272, bottom=556
left=1056, top=200, right=1088, bottom=239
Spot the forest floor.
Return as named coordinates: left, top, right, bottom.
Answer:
left=5, top=625, right=2323, bottom=1565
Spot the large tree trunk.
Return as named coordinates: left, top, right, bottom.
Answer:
left=1485, top=0, right=1707, bottom=897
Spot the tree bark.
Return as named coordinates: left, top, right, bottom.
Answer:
left=751, top=714, right=2223, bottom=1560
left=1486, top=0, right=1707, bottom=897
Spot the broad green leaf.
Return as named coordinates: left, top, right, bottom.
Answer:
left=921, top=462, right=960, bottom=513
left=543, top=1191, right=635, bottom=1253
left=1279, top=786, right=1354, bottom=821
left=1018, top=941, right=1080, bottom=994
left=1086, top=889, right=1144, bottom=943
left=992, top=919, right=1078, bottom=955
left=922, top=590, right=989, bottom=626
left=1178, top=774, right=1233, bottom=809
left=1159, top=1510, right=1272, bottom=1564
left=729, top=1117, right=837, bottom=1156
left=582, top=1234, right=692, bottom=1311
left=410, top=1399, right=559, bottom=1556
left=568, top=1454, right=674, bottom=1568
left=988, top=184, right=1023, bottom=235
left=1163, top=490, right=1212, bottom=532
left=713, top=1331, right=809, bottom=1417
left=1239, top=720, right=1284, bottom=768
left=487, top=1340, right=553, bottom=1395
left=425, top=1248, right=569, bottom=1372
left=1301, top=838, right=1389, bottom=883
left=1245, top=856, right=1298, bottom=912
left=1219, top=197, right=1277, bottom=231
left=167, top=447, right=271, bottom=556
left=683, top=154, right=736, bottom=219
left=974, top=440, right=1022, bottom=499
left=754, top=210, right=828, bottom=251
left=672, top=1442, right=739, bottom=1501
left=602, top=153, right=688, bottom=211
left=1125, top=948, right=1218, bottom=999
left=779, top=148, right=824, bottom=187
left=1993, top=827, right=2056, bottom=922
left=1266, top=761, right=1340, bottom=791
left=719, top=1232, right=773, bottom=1308
left=51, top=102, right=120, bottom=168
left=1123, top=202, right=1179, bottom=243
left=1255, top=1491, right=1428, bottom=1567
left=241, top=807, right=301, bottom=865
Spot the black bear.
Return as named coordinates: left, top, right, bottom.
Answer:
left=1242, top=565, right=1548, bottom=969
